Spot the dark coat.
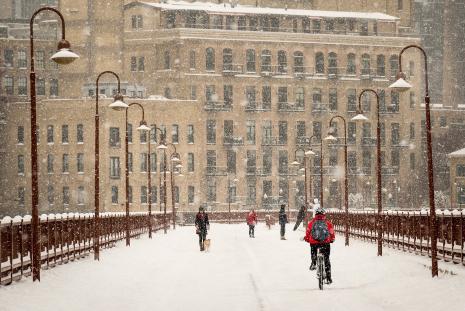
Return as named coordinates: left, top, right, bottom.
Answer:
left=195, top=212, right=210, bottom=233
left=278, top=210, right=288, bottom=225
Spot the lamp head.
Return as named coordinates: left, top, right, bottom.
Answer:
left=291, top=160, right=300, bottom=166
left=136, top=120, right=151, bottom=132
left=305, top=149, right=316, bottom=156
left=324, top=134, right=337, bottom=142
left=157, top=142, right=167, bottom=150
left=389, top=72, right=412, bottom=92
left=351, top=110, right=369, bottom=122
left=50, top=39, right=79, bottom=65
left=109, top=93, right=128, bottom=110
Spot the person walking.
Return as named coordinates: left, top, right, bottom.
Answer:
left=293, top=205, right=307, bottom=231
left=246, top=209, right=257, bottom=238
left=304, top=206, right=335, bottom=284
left=195, top=207, right=210, bottom=251
left=278, top=204, right=288, bottom=240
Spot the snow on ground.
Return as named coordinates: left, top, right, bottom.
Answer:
left=1, top=223, right=465, bottom=311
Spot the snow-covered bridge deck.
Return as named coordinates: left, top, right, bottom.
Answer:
left=1, top=224, right=465, bottom=311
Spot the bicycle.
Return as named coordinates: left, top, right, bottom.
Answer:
left=316, top=248, right=326, bottom=290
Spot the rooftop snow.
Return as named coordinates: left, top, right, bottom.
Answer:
left=136, top=1, right=399, bottom=21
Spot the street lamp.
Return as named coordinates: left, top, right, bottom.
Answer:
left=351, top=89, right=383, bottom=256
left=292, top=147, right=309, bottom=208
left=324, top=116, right=349, bottom=246
left=155, top=131, right=168, bottom=233
left=94, top=71, right=126, bottom=261
left=109, top=102, right=149, bottom=246
left=29, top=7, right=78, bottom=282
left=166, top=143, right=181, bottom=229
left=389, top=44, right=438, bottom=277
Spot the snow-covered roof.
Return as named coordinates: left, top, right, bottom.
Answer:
left=132, top=1, right=399, bottom=21
left=448, top=148, right=465, bottom=158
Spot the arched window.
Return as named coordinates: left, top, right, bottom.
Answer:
left=206, top=48, right=215, bottom=71
left=261, top=50, right=272, bottom=72
left=376, top=55, right=385, bottom=76
left=390, top=55, right=398, bottom=78
left=246, top=49, right=256, bottom=72
left=223, top=48, right=233, bottom=71
left=328, top=52, right=337, bottom=75
left=277, top=50, right=287, bottom=74
left=361, top=54, right=370, bottom=76
left=293, top=51, right=304, bottom=73
left=315, top=52, right=324, bottom=74
left=346, top=53, right=356, bottom=75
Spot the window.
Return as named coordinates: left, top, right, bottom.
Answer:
left=380, top=123, right=386, bottom=145
left=246, top=120, right=256, bottom=145
left=262, top=86, right=271, bottom=109
left=410, top=153, right=415, bottom=170
left=293, top=51, right=304, bottom=73
left=363, top=150, right=371, bottom=170
left=18, top=155, right=25, bottom=174
left=111, top=186, right=118, bottom=204
left=226, top=150, right=236, bottom=173
left=150, top=152, right=156, bottom=173
left=390, top=91, right=399, bottom=112
left=190, top=85, right=197, bottom=100
left=36, top=78, right=45, bottom=96
left=360, top=21, right=368, bottom=35
left=246, top=49, right=256, bottom=72
left=313, top=20, right=321, bottom=33
left=50, top=79, right=58, bottom=96
left=140, top=128, right=147, bottom=144
left=77, top=186, right=85, bottom=205
left=391, top=150, right=400, bottom=167
left=151, top=186, right=157, bottom=203
left=376, top=55, right=385, bottom=76
left=249, top=17, right=258, bottom=31
left=62, top=154, right=69, bottom=173
left=17, top=126, right=24, bottom=144
left=205, top=85, right=215, bottom=103
left=313, top=121, right=322, bottom=141
left=410, top=92, right=416, bottom=109
left=390, top=55, right=398, bottom=78
left=329, top=149, right=338, bottom=166
left=270, top=17, right=280, bottom=31
left=225, top=16, right=235, bottom=30
left=278, top=87, right=288, bottom=104
left=47, top=185, right=54, bottom=205
left=224, top=120, right=233, bottom=141
left=110, top=127, right=120, bottom=147
left=362, top=92, right=371, bottom=112
left=47, top=154, right=54, bottom=173
left=187, top=153, right=194, bottom=172
left=329, top=88, right=338, bottom=111
left=110, top=157, right=120, bottom=178
left=324, top=53, right=337, bottom=77
left=262, top=121, right=272, bottom=145
left=278, top=150, right=288, bottom=174
left=62, top=125, right=69, bottom=143
left=391, top=123, right=400, bottom=145
left=18, top=50, right=26, bottom=68
left=303, top=18, right=310, bottom=33
left=224, top=85, right=233, bottom=106
left=138, top=57, right=145, bottom=71
left=128, top=152, right=133, bottom=173
left=410, top=123, right=415, bottom=139
left=263, top=149, right=272, bottom=174
left=63, top=187, right=70, bottom=205
left=347, top=89, right=357, bottom=112
left=261, top=50, right=272, bottom=72
left=296, top=121, right=306, bottom=141
left=315, top=52, right=324, bottom=74
left=18, top=77, right=27, bottom=95
left=141, top=186, right=148, bottom=204
left=223, top=48, right=233, bottom=71
left=398, top=0, right=403, bottom=10
left=140, top=153, right=147, bottom=172
left=77, top=153, right=84, bottom=173
left=277, top=50, right=287, bottom=74
left=187, top=125, right=194, bottom=143
left=278, top=121, right=288, bottom=144
left=130, top=56, right=137, bottom=71
left=76, top=124, right=83, bottom=143
left=347, top=53, right=356, bottom=75
left=237, top=16, right=246, bottom=30
left=4, top=49, right=13, bottom=67
left=131, top=15, right=143, bottom=29
left=378, top=89, right=386, bottom=111
left=207, top=179, right=216, bottom=202
left=247, top=150, right=256, bottom=173
left=47, top=125, right=54, bottom=143
left=171, top=124, right=179, bottom=143
left=457, top=165, right=465, bottom=177
left=188, top=186, right=195, bottom=204
left=3, top=76, right=13, bottom=95
left=440, top=117, right=447, bottom=128
left=213, top=15, right=223, bottom=29
left=206, top=48, right=215, bottom=71
left=189, top=50, right=196, bottom=69
left=295, top=87, right=305, bottom=108
left=361, top=54, right=370, bottom=75
left=206, top=120, right=216, bottom=144
left=246, top=86, right=256, bottom=108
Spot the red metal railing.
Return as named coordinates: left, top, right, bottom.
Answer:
left=0, top=212, right=171, bottom=286
left=327, top=210, right=465, bottom=265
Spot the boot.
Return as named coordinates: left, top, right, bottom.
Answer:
left=326, top=272, right=332, bottom=284
left=281, top=236, right=286, bottom=240
left=200, top=242, right=204, bottom=251
left=309, top=262, right=316, bottom=271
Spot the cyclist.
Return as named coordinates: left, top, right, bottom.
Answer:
left=304, top=206, right=335, bottom=284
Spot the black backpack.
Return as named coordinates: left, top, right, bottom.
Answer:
left=311, top=220, right=329, bottom=242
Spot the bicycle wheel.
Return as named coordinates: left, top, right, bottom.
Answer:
left=317, top=255, right=324, bottom=290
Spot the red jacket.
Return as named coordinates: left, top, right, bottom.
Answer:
left=304, top=214, right=335, bottom=245
left=246, top=212, right=257, bottom=225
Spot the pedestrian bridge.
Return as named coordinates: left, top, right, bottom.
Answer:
left=1, top=223, right=464, bottom=311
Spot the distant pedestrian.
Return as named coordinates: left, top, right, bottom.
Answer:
left=278, top=204, right=288, bottom=240
left=293, top=205, right=307, bottom=231
left=246, top=209, right=257, bottom=238
left=195, top=207, right=210, bottom=251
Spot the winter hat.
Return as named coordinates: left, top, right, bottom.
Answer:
left=315, top=206, right=325, bottom=215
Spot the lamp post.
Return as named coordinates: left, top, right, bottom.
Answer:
left=227, top=173, right=238, bottom=224
left=389, top=44, right=438, bottom=277
left=29, top=7, right=79, bottom=282
left=351, top=89, right=383, bottom=256
left=155, top=130, right=168, bottom=234
left=149, top=126, right=166, bottom=237
left=308, top=135, right=324, bottom=208
left=109, top=102, right=150, bottom=246
left=292, top=148, right=308, bottom=208
left=324, top=116, right=349, bottom=246
left=166, top=143, right=181, bottom=229
left=94, top=71, right=126, bottom=260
